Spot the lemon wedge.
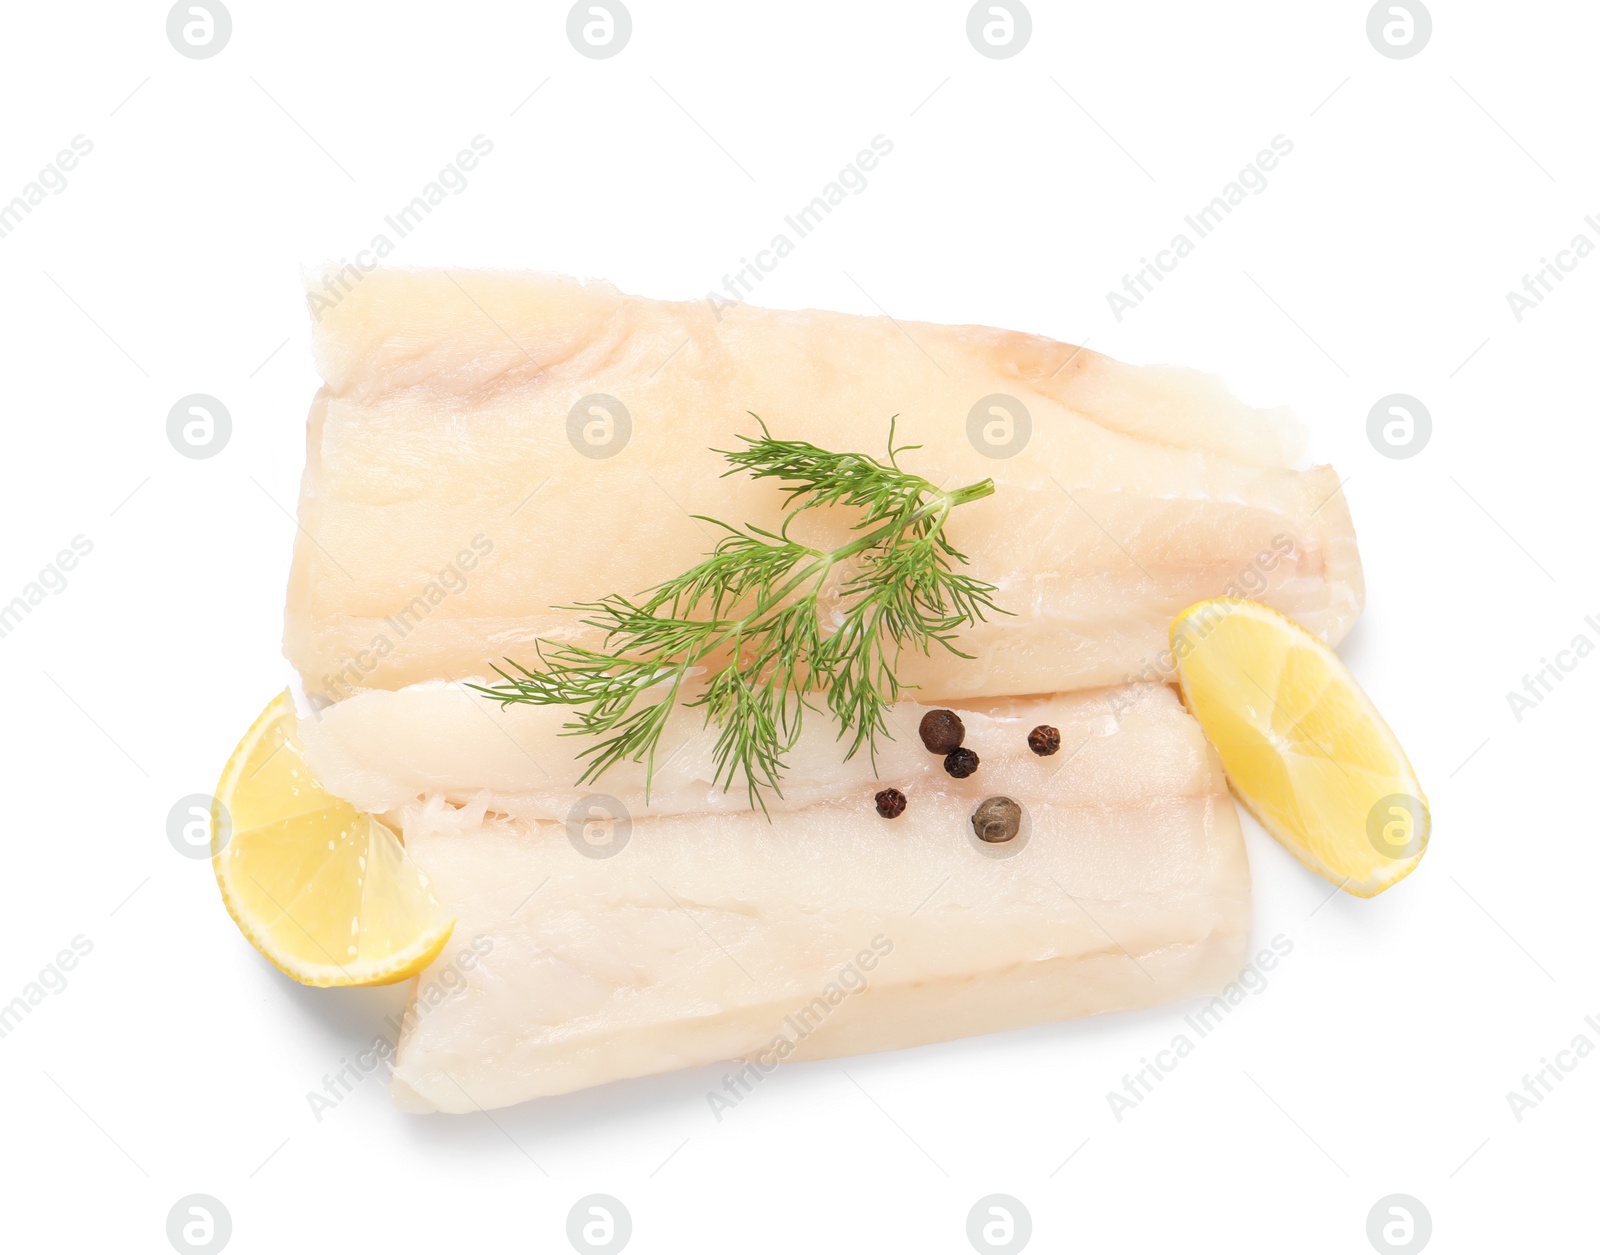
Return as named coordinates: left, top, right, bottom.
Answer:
left=1170, top=599, right=1428, bottom=898
left=212, top=691, right=454, bottom=986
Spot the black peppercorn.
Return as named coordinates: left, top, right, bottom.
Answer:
left=971, top=796, right=1022, bottom=843
left=874, top=787, right=907, bottom=819
left=919, top=708, right=965, bottom=754
left=1028, top=724, right=1061, bottom=756
left=944, top=746, right=980, bottom=778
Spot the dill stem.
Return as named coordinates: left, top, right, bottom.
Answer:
left=730, top=479, right=995, bottom=628
left=612, top=479, right=997, bottom=734
left=477, top=418, right=1004, bottom=809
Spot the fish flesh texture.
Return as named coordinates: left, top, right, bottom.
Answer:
left=299, top=682, right=1250, bottom=1112
left=285, top=271, right=1363, bottom=704
left=311, top=685, right=1250, bottom=1112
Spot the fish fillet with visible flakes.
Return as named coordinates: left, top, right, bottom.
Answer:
left=285, top=270, right=1362, bottom=703
left=299, top=682, right=1251, bottom=1113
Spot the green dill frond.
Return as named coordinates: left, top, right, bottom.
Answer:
left=474, top=419, right=1005, bottom=810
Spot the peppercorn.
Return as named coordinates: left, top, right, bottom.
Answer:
left=944, top=746, right=980, bottom=778
left=971, top=796, right=1022, bottom=843
left=919, top=708, right=965, bottom=754
left=1028, top=724, right=1061, bottom=756
left=874, top=787, right=907, bottom=819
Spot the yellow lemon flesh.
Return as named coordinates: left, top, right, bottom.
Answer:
left=1170, top=599, right=1428, bottom=898
left=212, top=691, right=454, bottom=986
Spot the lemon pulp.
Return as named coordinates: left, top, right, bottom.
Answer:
left=1170, top=599, right=1428, bottom=898
left=212, top=691, right=454, bottom=986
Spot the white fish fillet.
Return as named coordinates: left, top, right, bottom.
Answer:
left=286, top=270, right=1362, bottom=703
left=300, top=683, right=1250, bottom=1113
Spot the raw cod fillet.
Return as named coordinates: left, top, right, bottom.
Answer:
left=299, top=683, right=1250, bottom=1113
left=285, top=270, right=1363, bottom=703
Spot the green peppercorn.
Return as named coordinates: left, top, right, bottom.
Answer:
left=971, top=796, right=1022, bottom=843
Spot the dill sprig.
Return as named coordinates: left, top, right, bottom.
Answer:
left=471, top=418, right=1005, bottom=809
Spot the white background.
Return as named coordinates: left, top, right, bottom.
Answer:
left=1, top=1, right=1594, bottom=1251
